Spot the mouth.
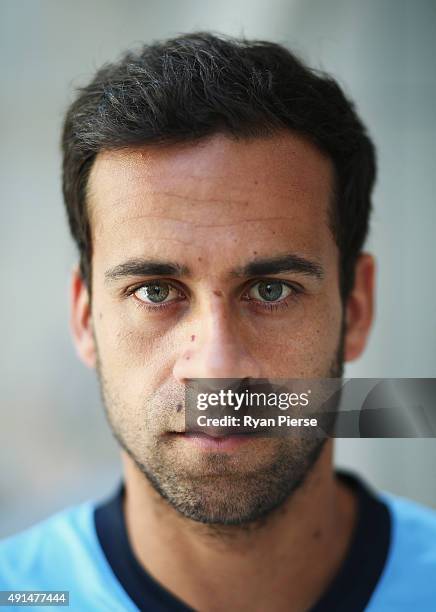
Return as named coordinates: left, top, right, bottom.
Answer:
left=169, top=431, right=262, bottom=451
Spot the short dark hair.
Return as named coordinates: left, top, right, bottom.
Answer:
left=62, top=31, right=376, bottom=299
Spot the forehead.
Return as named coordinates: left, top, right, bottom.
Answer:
left=87, top=132, right=336, bottom=269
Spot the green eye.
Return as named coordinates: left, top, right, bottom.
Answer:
left=135, top=282, right=172, bottom=303
left=249, top=280, right=292, bottom=302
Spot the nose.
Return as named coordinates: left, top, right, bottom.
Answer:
left=173, top=303, right=262, bottom=383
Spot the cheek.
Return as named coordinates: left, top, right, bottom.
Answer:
left=93, top=303, right=179, bottom=395
left=259, top=296, right=343, bottom=377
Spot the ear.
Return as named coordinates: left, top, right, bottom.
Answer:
left=70, top=265, right=96, bottom=368
left=344, top=253, right=376, bottom=362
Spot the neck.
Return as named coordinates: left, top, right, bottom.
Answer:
left=121, top=442, right=356, bottom=612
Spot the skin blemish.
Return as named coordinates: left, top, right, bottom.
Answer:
left=312, top=529, right=322, bottom=540
left=191, top=334, right=196, bottom=342
left=185, top=355, right=190, bottom=360
left=213, top=290, right=223, bottom=297
left=176, top=403, right=183, bottom=413
left=253, top=251, right=258, bottom=255
left=198, top=257, right=202, bottom=262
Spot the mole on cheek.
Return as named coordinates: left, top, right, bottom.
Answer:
left=176, top=403, right=183, bottom=413
left=185, top=355, right=190, bottom=360
left=191, top=334, right=196, bottom=342
left=213, top=290, right=223, bottom=297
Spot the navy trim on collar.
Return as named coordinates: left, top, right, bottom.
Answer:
left=94, top=470, right=390, bottom=612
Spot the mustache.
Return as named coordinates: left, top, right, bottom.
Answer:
left=148, top=379, right=278, bottom=434
left=141, top=389, right=187, bottom=433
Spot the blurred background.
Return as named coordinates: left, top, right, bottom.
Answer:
left=1, top=0, right=435, bottom=537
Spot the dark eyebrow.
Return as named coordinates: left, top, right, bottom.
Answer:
left=233, top=254, right=324, bottom=279
left=104, top=253, right=324, bottom=285
left=105, top=259, right=189, bottom=283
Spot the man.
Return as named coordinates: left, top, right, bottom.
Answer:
left=1, top=32, right=435, bottom=611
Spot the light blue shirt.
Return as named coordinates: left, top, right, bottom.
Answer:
left=1, top=486, right=436, bottom=611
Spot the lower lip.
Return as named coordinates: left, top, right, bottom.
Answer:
left=172, top=432, right=259, bottom=450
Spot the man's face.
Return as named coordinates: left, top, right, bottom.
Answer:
left=82, top=132, right=346, bottom=524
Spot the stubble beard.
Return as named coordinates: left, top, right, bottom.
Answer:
left=96, top=329, right=345, bottom=529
